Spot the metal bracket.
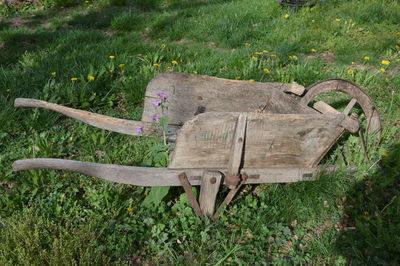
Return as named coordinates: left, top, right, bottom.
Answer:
left=178, top=172, right=203, bottom=217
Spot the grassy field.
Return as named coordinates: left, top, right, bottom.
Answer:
left=0, top=0, right=399, bottom=264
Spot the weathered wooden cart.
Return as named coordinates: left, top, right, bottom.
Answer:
left=13, top=72, right=381, bottom=219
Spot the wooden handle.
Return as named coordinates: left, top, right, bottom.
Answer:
left=14, top=98, right=177, bottom=136
left=12, top=158, right=327, bottom=186
left=12, top=158, right=188, bottom=187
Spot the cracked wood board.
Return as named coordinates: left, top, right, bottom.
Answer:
left=142, top=72, right=314, bottom=126
left=168, top=112, right=346, bottom=169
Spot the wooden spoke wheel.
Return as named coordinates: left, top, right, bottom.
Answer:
left=300, top=79, right=382, bottom=160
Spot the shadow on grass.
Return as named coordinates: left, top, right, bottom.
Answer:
left=336, top=143, right=400, bottom=264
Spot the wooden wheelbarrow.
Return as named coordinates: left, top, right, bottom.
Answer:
left=12, top=72, right=382, bottom=219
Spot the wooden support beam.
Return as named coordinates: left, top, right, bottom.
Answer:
left=199, top=171, right=222, bottom=217
left=343, top=98, right=357, bottom=115
left=225, top=114, right=247, bottom=188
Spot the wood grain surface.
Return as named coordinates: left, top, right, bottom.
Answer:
left=169, top=112, right=347, bottom=169
left=142, top=72, right=315, bottom=126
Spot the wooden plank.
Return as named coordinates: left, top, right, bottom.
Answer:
left=14, top=98, right=178, bottom=136
left=142, top=72, right=316, bottom=126
left=168, top=112, right=238, bottom=168
left=12, top=158, right=322, bottom=186
left=227, top=114, right=247, bottom=176
left=313, top=101, right=359, bottom=133
left=343, top=98, right=357, bottom=115
left=283, top=82, right=306, bottom=96
left=199, top=171, right=222, bottom=216
left=169, top=112, right=347, bottom=169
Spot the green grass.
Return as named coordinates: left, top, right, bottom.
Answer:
left=0, top=0, right=399, bottom=264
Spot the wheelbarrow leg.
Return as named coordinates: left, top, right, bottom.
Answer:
left=179, top=171, right=223, bottom=217
left=199, top=171, right=222, bottom=217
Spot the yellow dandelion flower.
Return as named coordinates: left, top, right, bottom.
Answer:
left=0, top=2, right=4, bottom=5
left=88, top=75, right=95, bottom=81
left=127, top=207, right=133, bottom=213
left=263, top=68, right=271, bottom=74
left=244, top=42, right=251, bottom=47
left=171, top=60, right=178, bottom=65
left=311, top=48, right=317, bottom=53
left=262, top=50, right=269, bottom=54
left=284, top=14, right=289, bottom=19
left=251, top=56, right=257, bottom=60
left=289, top=55, right=298, bottom=60
left=396, top=32, right=400, bottom=35
left=270, top=54, right=277, bottom=57
left=235, top=76, right=241, bottom=80
left=255, top=52, right=263, bottom=55
left=166, top=66, right=172, bottom=72
left=249, top=79, right=255, bottom=82
left=347, top=69, right=354, bottom=74
left=381, top=152, right=389, bottom=157
left=153, top=63, right=161, bottom=67
left=118, top=64, right=125, bottom=68
left=363, top=56, right=370, bottom=60
left=380, top=68, right=386, bottom=72
left=51, top=72, right=56, bottom=76
left=335, top=18, right=341, bottom=22
left=71, top=77, right=78, bottom=81
left=109, top=56, right=115, bottom=59
left=381, top=60, right=390, bottom=65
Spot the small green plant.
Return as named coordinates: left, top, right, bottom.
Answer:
left=140, top=92, right=173, bottom=207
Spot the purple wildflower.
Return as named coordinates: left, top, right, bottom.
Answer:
left=151, top=114, right=166, bottom=122
left=152, top=100, right=161, bottom=106
left=136, top=126, right=144, bottom=133
left=156, top=92, right=167, bottom=99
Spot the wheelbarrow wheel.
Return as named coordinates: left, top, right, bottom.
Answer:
left=300, top=78, right=382, bottom=161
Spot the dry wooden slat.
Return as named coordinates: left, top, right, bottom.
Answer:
left=313, top=101, right=359, bottom=133
left=343, top=98, right=357, bottom=115
left=14, top=98, right=178, bottom=136
left=169, top=112, right=347, bottom=169
left=199, top=171, right=222, bottom=216
left=225, top=114, right=247, bottom=188
left=142, top=72, right=315, bottom=126
left=227, top=114, right=247, bottom=175
left=283, top=82, right=306, bottom=96
left=13, top=158, right=322, bottom=186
